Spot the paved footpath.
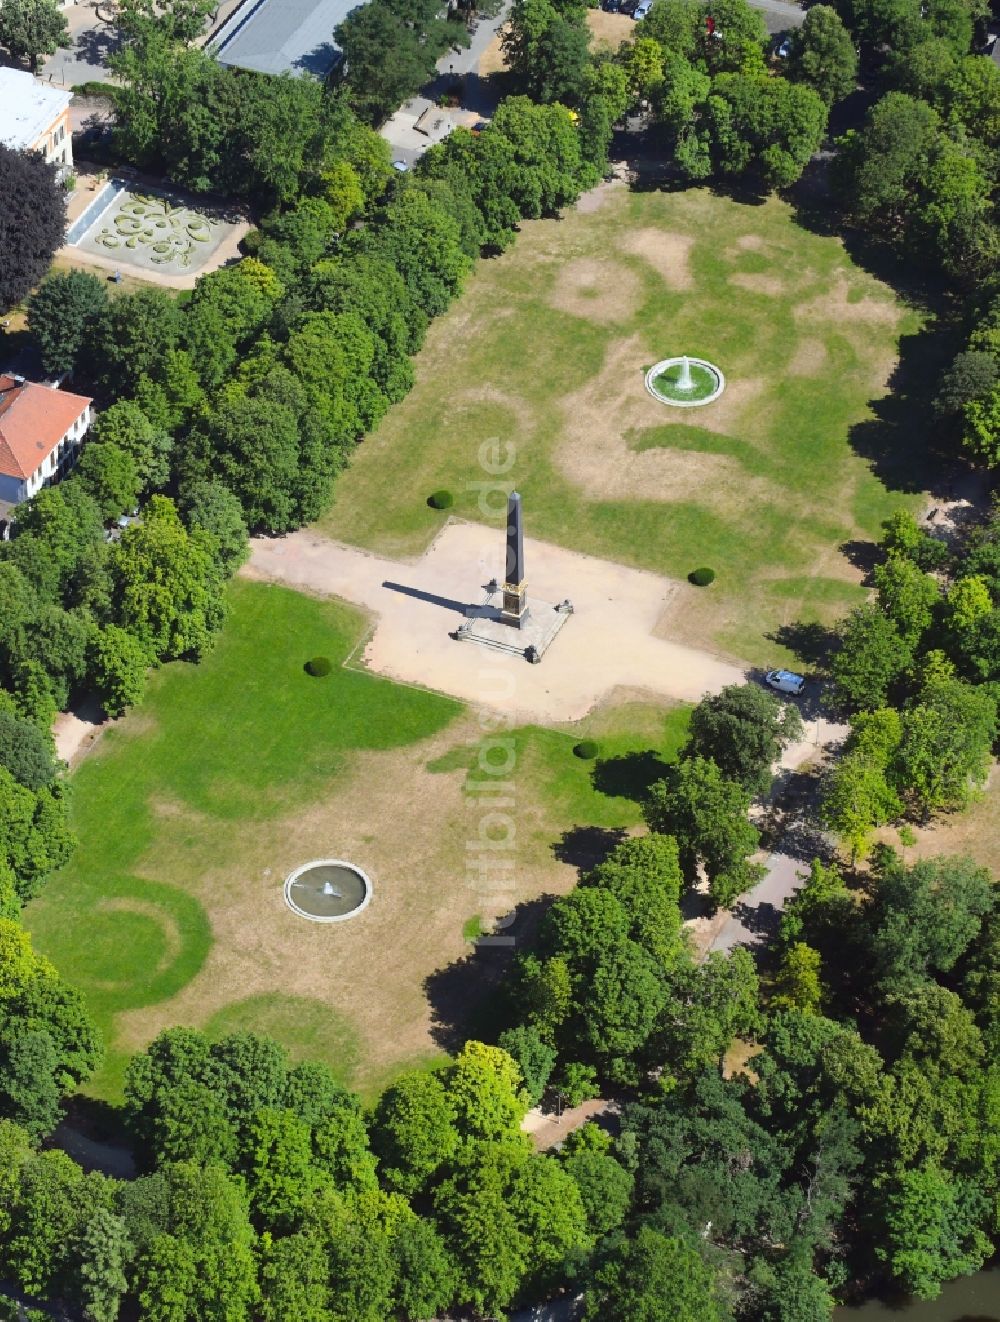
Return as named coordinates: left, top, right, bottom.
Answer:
left=708, top=716, right=847, bottom=954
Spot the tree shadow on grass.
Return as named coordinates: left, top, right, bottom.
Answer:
left=591, top=749, right=671, bottom=803
left=423, top=894, right=557, bottom=1052
left=846, top=324, right=961, bottom=498
left=786, top=155, right=976, bottom=506
left=765, top=621, right=838, bottom=669
left=839, top=538, right=882, bottom=583
left=551, top=825, right=628, bottom=873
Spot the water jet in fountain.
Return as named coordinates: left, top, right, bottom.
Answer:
left=644, top=355, right=725, bottom=407
left=284, top=860, right=372, bottom=922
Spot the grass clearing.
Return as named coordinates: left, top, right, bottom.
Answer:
left=26, top=584, right=689, bottom=1099
left=321, top=187, right=925, bottom=665
left=25, top=581, right=461, bottom=1097
left=882, top=771, right=1000, bottom=879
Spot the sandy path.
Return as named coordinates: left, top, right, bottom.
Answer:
left=244, top=522, right=747, bottom=723
left=52, top=695, right=110, bottom=768
left=522, top=1097, right=621, bottom=1151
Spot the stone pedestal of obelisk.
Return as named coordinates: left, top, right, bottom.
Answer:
left=454, top=489, right=571, bottom=659
left=501, top=490, right=528, bottom=628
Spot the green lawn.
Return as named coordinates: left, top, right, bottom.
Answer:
left=25, top=581, right=462, bottom=1098
left=321, top=187, right=926, bottom=664
left=434, top=696, right=690, bottom=828
left=26, top=584, right=690, bottom=1100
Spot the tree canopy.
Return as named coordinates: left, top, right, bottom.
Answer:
left=0, top=146, right=65, bottom=313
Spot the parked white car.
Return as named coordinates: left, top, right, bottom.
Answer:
left=765, top=669, right=805, bottom=695
left=633, top=1, right=653, bottom=18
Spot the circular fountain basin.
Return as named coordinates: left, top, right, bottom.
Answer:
left=283, top=859, right=372, bottom=923
left=645, top=356, right=725, bottom=407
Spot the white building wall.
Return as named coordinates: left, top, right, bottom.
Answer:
left=1, top=403, right=91, bottom=507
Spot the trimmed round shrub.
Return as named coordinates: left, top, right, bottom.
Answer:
left=573, top=740, right=600, bottom=760
left=428, top=489, right=454, bottom=510
left=305, top=656, right=332, bottom=677
left=688, top=567, right=716, bottom=587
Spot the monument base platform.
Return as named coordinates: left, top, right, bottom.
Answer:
left=454, top=586, right=571, bottom=661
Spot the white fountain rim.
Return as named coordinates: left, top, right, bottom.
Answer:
left=283, top=858, right=373, bottom=923
left=645, top=356, right=726, bottom=408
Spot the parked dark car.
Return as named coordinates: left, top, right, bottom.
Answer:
left=602, top=0, right=623, bottom=12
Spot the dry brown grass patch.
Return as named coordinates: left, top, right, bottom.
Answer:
left=618, top=228, right=695, bottom=290
left=477, top=31, right=509, bottom=76
left=548, top=256, right=643, bottom=323
left=114, top=715, right=582, bottom=1092
left=554, top=334, right=784, bottom=514
left=586, top=8, right=634, bottom=47
left=729, top=272, right=786, bottom=296
left=885, top=767, right=1000, bottom=879
left=787, top=337, right=828, bottom=376
left=797, top=270, right=902, bottom=329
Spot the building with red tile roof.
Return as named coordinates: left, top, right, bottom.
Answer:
left=0, top=375, right=93, bottom=510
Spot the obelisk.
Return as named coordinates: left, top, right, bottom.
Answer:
left=502, top=490, right=528, bottom=628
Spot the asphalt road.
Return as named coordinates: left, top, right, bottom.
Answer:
left=710, top=850, right=808, bottom=954
left=40, top=1, right=121, bottom=89
left=749, top=0, right=806, bottom=33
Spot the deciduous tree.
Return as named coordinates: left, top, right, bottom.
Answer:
left=0, top=145, right=65, bottom=312
left=76, top=443, right=142, bottom=521
left=503, top=0, right=591, bottom=105
left=109, top=496, right=225, bottom=661
left=178, top=480, right=249, bottom=576
left=584, top=1225, right=728, bottom=1321
left=686, top=682, right=803, bottom=795
left=444, top=1041, right=528, bottom=1142
left=0, top=0, right=69, bottom=70
left=788, top=4, right=858, bottom=105
left=0, top=712, right=56, bottom=790
left=370, top=1069, right=458, bottom=1194
left=644, top=757, right=764, bottom=908
left=830, top=602, right=913, bottom=711
left=893, top=676, right=996, bottom=815
left=874, top=1161, right=991, bottom=1298
left=26, top=271, right=108, bottom=380
left=873, top=552, right=939, bottom=645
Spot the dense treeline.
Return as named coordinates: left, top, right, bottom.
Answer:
left=2, top=840, right=997, bottom=1318
left=109, top=0, right=358, bottom=204
left=822, top=508, right=999, bottom=856
left=498, top=832, right=761, bottom=1100
left=499, top=0, right=834, bottom=189
left=0, top=17, right=624, bottom=1319
left=595, top=847, right=1000, bottom=1317
left=0, top=1030, right=599, bottom=1319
